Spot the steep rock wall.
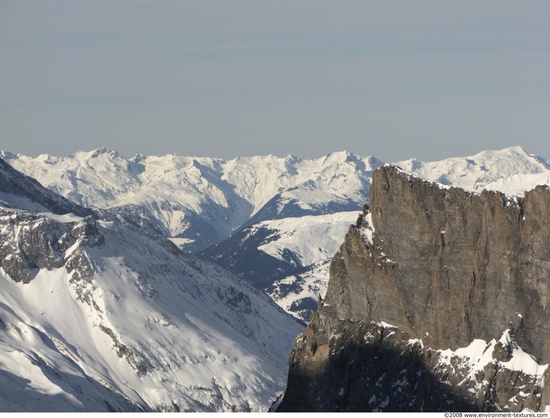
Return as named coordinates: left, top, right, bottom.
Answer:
left=328, top=166, right=550, bottom=362
left=278, top=166, right=550, bottom=412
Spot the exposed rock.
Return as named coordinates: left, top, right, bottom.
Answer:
left=71, top=216, right=105, bottom=247
left=0, top=156, right=101, bottom=284
left=99, top=324, right=152, bottom=376
left=279, top=317, right=480, bottom=411
left=278, top=165, right=550, bottom=412
left=492, top=342, right=512, bottom=362
left=0, top=210, right=104, bottom=284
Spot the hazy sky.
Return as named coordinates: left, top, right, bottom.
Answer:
left=1, top=0, right=549, bottom=162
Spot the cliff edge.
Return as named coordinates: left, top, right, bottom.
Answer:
left=277, top=165, right=550, bottom=412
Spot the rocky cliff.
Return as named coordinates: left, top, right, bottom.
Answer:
left=277, top=165, right=550, bottom=412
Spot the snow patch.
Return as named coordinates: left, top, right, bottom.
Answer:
left=359, top=212, right=375, bottom=245
left=436, top=331, right=548, bottom=390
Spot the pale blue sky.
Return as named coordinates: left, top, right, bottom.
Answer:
left=1, top=0, right=549, bottom=161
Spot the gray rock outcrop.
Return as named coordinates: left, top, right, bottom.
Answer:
left=278, top=165, right=550, bottom=412
left=0, top=210, right=104, bottom=284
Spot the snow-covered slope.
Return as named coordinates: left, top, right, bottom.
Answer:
left=0, top=158, right=91, bottom=217
left=199, top=211, right=357, bottom=321
left=0, top=162, right=303, bottom=412
left=397, top=146, right=550, bottom=194
left=1, top=149, right=381, bottom=252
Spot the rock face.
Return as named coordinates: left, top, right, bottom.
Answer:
left=0, top=210, right=103, bottom=284
left=0, top=156, right=101, bottom=284
left=277, top=166, right=550, bottom=412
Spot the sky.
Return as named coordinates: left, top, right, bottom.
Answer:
left=1, top=0, right=549, bottom=162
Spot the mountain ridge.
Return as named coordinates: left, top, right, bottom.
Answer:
left=3, top=146, right=547, bottom=246
left=1, top=149, right=381, bottom=253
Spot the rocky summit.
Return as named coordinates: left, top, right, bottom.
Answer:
left=277, top=165, right=550, bottom=412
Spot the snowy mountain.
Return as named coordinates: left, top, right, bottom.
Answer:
left=396, top=146, right=550, bottom=194
left=2, top=145, right=549, bottom=412
left=199, top=211, right=358, bottom=322
left=0, top=158, right=91, bottom=217
left=2, top=148, right=381, bottom=321
left=0, top=160, right=303, bottom=412
left=1, top=149, right=381, bottom=253
left=2, top=146, right=549, bottom=324
left=4, top=147, right=546, bottom=245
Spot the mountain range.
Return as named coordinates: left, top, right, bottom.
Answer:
left=1, top=145, right=549, bottom=411
left=3, top=145, right=549, bottom=321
